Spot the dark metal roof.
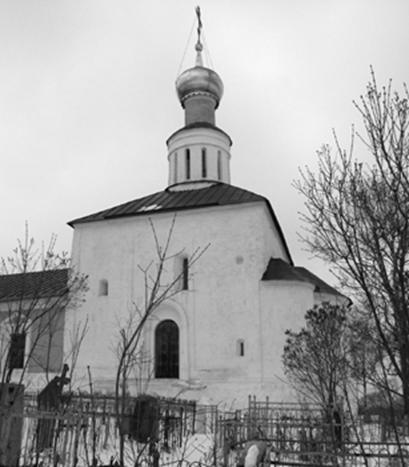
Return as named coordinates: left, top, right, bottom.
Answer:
left=262, top=258, right=343, bottom=297
left=68, top=182, right=293, bottom=264
left=294, top=266, right=343, bottom=297
left=0, top=269, right=68, bottom=302
left=68, top=183, right=261, bottom=224
left=262, top=258, right=309, bottom=283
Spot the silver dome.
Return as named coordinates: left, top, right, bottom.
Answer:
left=176, top=66, right=224, bottom=108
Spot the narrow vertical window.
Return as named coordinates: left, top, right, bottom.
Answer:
left=237, top=339, right=245, bottom=357
left=217, top=151, right=222, bottom=181
left=174, top=152, right=178, bottom=184
left=9, top=333, right=26, bottom=369
left=185, top=149, right=191, bottom=180
left=182, top=257, right=189, bottom=290
left=99, top=279, right=108, bottom=296
left=201, top=148, right=207, bottom=178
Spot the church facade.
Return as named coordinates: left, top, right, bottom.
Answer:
left=65, top=30, right=344, bottom=406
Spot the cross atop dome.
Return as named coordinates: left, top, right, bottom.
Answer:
left=195, top=6, right=204, bottom=66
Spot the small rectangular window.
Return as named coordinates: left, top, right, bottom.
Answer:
left=9, top=333, right=26, bottom=369
left=186, top=149, right=191, bottom=180
left=217, top=151, right=222, bottom=181
left=174, top=152, right=178, bottom=184
left=99, top=279, right=108, bottom=296
left=182, top=258, right=189, bottom=290
left=237, top=339, right=245, bottom=357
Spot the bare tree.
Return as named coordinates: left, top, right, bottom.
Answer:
left=295, top=70, right=409, bottom=416
left=114, top=215, right=209, bottom=466
left=0, top=225, right=88, bottom=385
left=0, top=225, right=88, bottom=465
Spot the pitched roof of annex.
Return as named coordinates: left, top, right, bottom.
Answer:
left=262, top=258, right=343, bottom=297
left=262, top=258, right=309, bottom=283
left=0, top=269, right=68, bottom=302
left=68, top=183, right=294, bottom=265
left=294, top=266, right=342, bottom=297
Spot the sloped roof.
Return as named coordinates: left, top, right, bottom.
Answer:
left=0, top=269, right=68, bottom=302
left=262, top=258, right=342, bottom=297
left=68, top=183, right=294, bottom=265
left=262, top=258, right=309, bottom=283
left=295, top=266, right=343, bottom=297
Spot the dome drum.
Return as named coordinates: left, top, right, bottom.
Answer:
left=167, top=126, right=231, bottom=187
left=184, top=94, right=216, bottom=125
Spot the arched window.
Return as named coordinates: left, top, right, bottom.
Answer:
left=201, top=148, right=207, bottom=178
left=155, top=320, right=179, bottom=378
left=185, top=149, right=191, bottom=180
left=99, top=279, right=108, bottom=296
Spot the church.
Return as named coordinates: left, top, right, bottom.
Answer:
left=64, top=17, right=344, bottom=406
left=0, top=14, right=343, bottom=407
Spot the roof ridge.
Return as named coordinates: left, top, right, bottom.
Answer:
left=0, top=268, right=69, bottom=279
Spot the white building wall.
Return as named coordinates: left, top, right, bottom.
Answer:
left=66, top=200, right=344, bottom=406
left=67, top=201, right=296, bottom=405
left=259, top=281, right=315, bottom=401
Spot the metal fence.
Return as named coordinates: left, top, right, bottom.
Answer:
left=1, top=392, right=218, bottom=467
left=2, top=393, right=409, bottom=466
left=216, top=397, right=409, bottom=467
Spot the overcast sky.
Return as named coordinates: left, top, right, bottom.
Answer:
left=1, top=0, right=408, bottom=285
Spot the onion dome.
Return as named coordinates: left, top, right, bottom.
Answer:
left=176, top=65, right=224, bottom=109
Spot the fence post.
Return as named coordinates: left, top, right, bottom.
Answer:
left=213, top=407, right=218, bottom=467
left=0, top=383, right=24, bottom=467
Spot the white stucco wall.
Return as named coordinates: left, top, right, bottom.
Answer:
left=258, top=280, right=315, bottom=400
left=65, top=201, right=318, bottom=407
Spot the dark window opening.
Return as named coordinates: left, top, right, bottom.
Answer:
left=99, top=279, right=108, bottom=296
left=217, top=151, right=222, bottom=180
left=182, top=257, right=189, bottom=290
left=155, top=320, right=179, bottom=378
left=186, top=149, right=191, bottom=180
left=237, top=339, right=245, bottom=357
left=174, top=153, right=178, bottom=184
left=201, top=148, right=207, bottom=178
left=9, top=333, right=26, bottom=369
